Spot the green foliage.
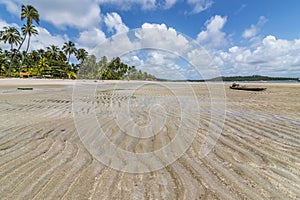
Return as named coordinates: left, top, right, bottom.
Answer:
left=209, top=75, right=298, bottom=82
left=0, top=4, right=155, bottom=80
left=63, top=41, right=76, bottom=63
left=78, top=55, right=156, bottom=80
left=21, top=4, right=40, bottom=25
left=0, top=26, right=22, bottom=76
left=76, top=48, right=88, bottom=64
left=67, top=71, right=77, bottom=79
left=101, top=57, right=128, bottom=80
left=124, top=67, right=156, bottom=80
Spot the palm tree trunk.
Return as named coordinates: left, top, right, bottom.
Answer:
left=11, top=35, right=27, bottom=77
left=26, top=35, right=30, bottom=53
left=19, top=35, right=31, bottom=75
left=7, top=44, right=14, bottom=77
left=17, top=35, right=26, bottom=52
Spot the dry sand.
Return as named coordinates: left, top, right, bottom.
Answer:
left=0, top=78, right=299, bottom=199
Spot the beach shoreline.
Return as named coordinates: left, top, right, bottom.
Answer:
left=0, top=79, right=299, bottom=199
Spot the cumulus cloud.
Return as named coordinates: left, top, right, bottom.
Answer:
left=197, top=15, right=228, bottom=48
left=163, top=0, right=178, bottom=9
left=1, top=0, right=102, bottom=29
left=98, top=0, right=211, bottom=13
left=187, top=48, right=220, bottom=78
left=0, top=0, right=19, bottom=14
left=92, top=23, right=187, bottom=60
left=89, top=23, right=203, bottom=79
left=187, top=0, right=213, bottom=14
left=76, top=28, right=107, bottom=51
left=122, top=50, right=193, bottom=80
left=216, top=35, right=300, bottom=77
left=30, top=27, right=68, bottom=50
left=0, top=19, right=16, bottom=50
left=135, top=23, right=190, bottom=54
left=1, top=0, right=299, bottom=78
left=104, top=12, right=129, bottom=34
left=0, top=0, right=211, bottom=33
left=96, top=0, right=157, bottom=10
left=242, top=16, right=267, bottom=39
left=0, top=18, right=68, bottom=51
left=91, top=32, right=138, bottom=60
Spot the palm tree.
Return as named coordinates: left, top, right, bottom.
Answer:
left=0, top=48, right=9, bottom=76
left=0, top=26, right=22, bottom=76
left=75, top=48, right=88, bottom=64
left=58, top=50, right=67, bottom=62
left=17, top=5, right=39, bottom=74
left=17, top=5, right=39, bottom=52
left=21, top=4, right=40, bottom=25
left=21, top=23, right=38, bottom=53
left=26, top=50, right=40, bottom=72
left=37, top=49, right=45, bottom=58
left=46, top=45, right=61, bottom=60
left=36, top=57, right=49, bottom=76
left=62, top=41, right=76, bottom=63
left=19, top=23, right=38, bottom=73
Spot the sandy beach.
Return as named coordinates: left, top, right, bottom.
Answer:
left=0, top=78, right=299, bottom=199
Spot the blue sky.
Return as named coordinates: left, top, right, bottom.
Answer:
left=0, top=0, right=300, bottom=79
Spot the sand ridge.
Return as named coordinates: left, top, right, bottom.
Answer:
left=0, top=79, right=299, bottom=199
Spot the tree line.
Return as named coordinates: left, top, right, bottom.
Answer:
left=79, top=55, right=156, bottom=80
left=0, top=4, right=155, bottom=80
left=209, top=75, right=298, bottom=82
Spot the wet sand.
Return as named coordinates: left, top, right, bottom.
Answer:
left=0, top=79, right=299, bottom=199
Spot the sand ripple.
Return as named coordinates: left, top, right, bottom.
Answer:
left=0, top=80, right=299, bottom=199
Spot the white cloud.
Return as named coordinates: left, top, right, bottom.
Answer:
left=216, top=35, right=300, bottom=77
left=242, top=16, right=267, bottom=39
left=135, top=23, right=190, bottom=54
left=122, top=54, right=144, bottom=67
left=0, top=0, right=19, bottom=14
left=33, top=0, right=101, bottom=29
left=0, top=0, right=211, bottom=33
left=0, top=18, right=68, bottom=51
left=197, top=15, right=228, bottom=48
left=76, top=28, right=107, bottom=51
left=104, top=12, right=129, bottom=34
left=2, top=0, right=299, bottom=78
left=0, top=19, right=14, bottom=50
left=30, top=27, right=68, bottom=50
left=91, top=31, right=138, bottom=60
left=242, top=26, right=257, bottom=39
left=97, top=0, right=211, bottom=13
left=164, top=0, right=178, bottom=9
left=96, top=0, right=157, bottom=10
left=1, top=0, right=102, bottom=29
left=187, top=48, right=220, bottom=78
left=92, top=22, right=191, bottom=59
left=130, top=50, right=191, bottom=80
left=90, top=23, right=203, bottom=79
left=187, top=0, right=213, bottom=14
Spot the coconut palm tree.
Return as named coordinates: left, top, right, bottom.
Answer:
left=75, top=48, right=88, bottom=64
left=21, top=4, right=40, bottom=25
left=17, top=5, right=39, bottom=52
left=21, top=23, right=38, bottom=53
left=0, top=48, right=9, bottom=76
left=19, top=23, right=38, bottom=73
left=0, top=26, right=22, bottom=76
left=37, top=49, right=45, bottom=58
left=26, top=50, right=40, bottom=71
left=17, top=5, right=39, bottom=74
left=46, top=45, right=61, bottom=60
left=62, top=41, right=77, bottom=63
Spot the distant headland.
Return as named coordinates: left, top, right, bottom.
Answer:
left=157, top=75, right=299, bottom=82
